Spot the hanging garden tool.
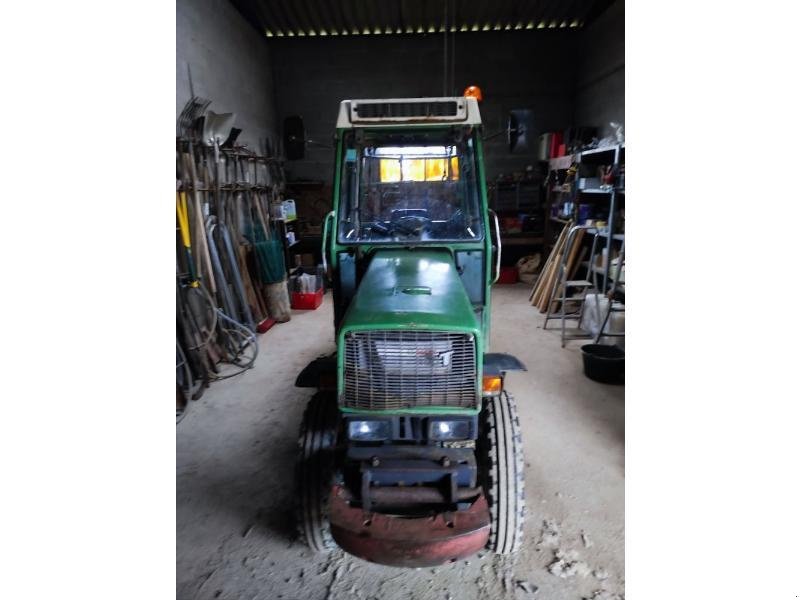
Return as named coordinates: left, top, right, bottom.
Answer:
left=182, top=141, right=216, bottom=293
left=176, top=190, right=199, bottom=288
left=177, top=182, right=221, bottom=377
left=251, top=224, right=291, bottom=323
left=201, top=111, right=256, bottom=333
left=176, top=97, right=263, bottom=404
left=232, top=151, right=269, bottom=327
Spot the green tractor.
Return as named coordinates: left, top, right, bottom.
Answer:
left=295, top=96, right=527, bottom=567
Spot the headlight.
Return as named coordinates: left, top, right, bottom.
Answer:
left=428, top=419, right=472, bottom=441
left=347, top=419, right=391, bottom=441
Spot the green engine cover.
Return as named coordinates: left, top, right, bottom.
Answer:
left=336, top=248, right=483, bottom=414
left=339, top=248, right=480, bottom=334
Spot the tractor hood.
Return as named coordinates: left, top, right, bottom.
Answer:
left=339, top=249, right=479, bottom=334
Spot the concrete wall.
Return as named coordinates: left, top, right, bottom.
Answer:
left=269, top=31, right=580, bottom=183
left=176, top=0, right=277, bottom=150
left=575, top=0, right=625, bottom=139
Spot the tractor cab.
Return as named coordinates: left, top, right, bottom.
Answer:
left=327, top=98, right=494, bottom=335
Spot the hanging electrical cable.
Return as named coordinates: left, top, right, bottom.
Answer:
left=442, top=0, right=457, bottom=96
left=443, top=0, right=448, bottom=96
left=450, top=0, right=456, bottom=96
left=191, top=279, right=259, bottom=379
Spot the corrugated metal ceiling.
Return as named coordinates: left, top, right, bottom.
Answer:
left=231, top=0, right=614, bottom=38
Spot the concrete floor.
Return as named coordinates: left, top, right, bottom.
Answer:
left=177, top=284, right=624, bottom=600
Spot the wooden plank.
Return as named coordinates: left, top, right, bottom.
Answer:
left=529, top=225, right=564, bottom=302
left=536, top=230, right=570, bottom=312
left=530, top=221, right=570, bottom=306
left=237, top=245, right=266, bottom=323
left=567, top=245, right=588, bottom=281
left=537, top=242, right=566, bottom=312
left=564, top=228, right=585, bottom=279
left=549, top=228, right=585, bottom=313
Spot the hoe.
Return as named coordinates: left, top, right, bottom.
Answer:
left=295, top=95, right=526, bottom=567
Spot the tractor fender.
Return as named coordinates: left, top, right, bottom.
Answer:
left=483, top=353, right=527, bottom=375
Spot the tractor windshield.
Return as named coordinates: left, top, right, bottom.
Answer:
left=337, top=130, right=484, bottom=243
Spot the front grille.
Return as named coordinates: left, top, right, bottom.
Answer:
left=343, top=331, right=478, bottom=410
left=353, top=101, right=459, bottom=120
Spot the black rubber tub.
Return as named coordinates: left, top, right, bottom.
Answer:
left=581, top=344, right=625, bottom=384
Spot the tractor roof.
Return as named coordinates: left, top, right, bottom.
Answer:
left=336, top=97, right=481, bottom=129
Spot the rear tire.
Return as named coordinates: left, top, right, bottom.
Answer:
left=295, top=392, right=339, bottom=552
left=478, top=391, right=526, bottom=554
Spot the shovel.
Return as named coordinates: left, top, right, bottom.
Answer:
left=203, top=110, right=236, bottom=158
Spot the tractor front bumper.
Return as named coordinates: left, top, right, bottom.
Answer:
left=329, top=484, right=491, bottom=567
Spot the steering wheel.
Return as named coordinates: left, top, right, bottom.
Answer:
left=393, top=214, right=431, bottom=235
left=369, top=215, right=430, bottom=237
left=446, top=208, right=471, bottom=234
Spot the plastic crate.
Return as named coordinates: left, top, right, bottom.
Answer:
left=291, top=287, right=323, bottom=310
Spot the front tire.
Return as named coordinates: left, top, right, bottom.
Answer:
left=478, top=391, right=526, bottom=554
left=295, top=393, right=339, bottom=552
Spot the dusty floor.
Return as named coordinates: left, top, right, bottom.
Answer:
left=177, top=283, right=625, bottom=600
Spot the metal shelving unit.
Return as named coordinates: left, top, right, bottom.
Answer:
left=542, top=155, right=574, bottom=250
left=578, top=144, right=624, bottom=292
left=544, top=144, right=625, bottom=293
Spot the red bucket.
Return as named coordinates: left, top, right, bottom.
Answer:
left=496, top=266, right=518, bottom=284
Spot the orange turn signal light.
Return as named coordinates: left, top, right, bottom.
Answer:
left=463, top=85, right=483, bottom=102
left=482, top=375, right=502, bottom=396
